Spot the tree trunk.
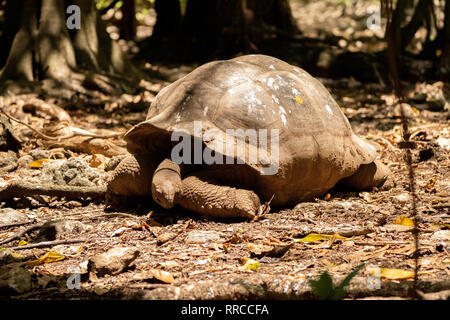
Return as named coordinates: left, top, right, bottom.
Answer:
left=38, top=0, right=77, bottom=79
left=120, top=0, right=136, bottom=40
left=444, top=0, right=450, bottom=41
left=437, top=0, right=450, bottom=78
left=144, top=0, right=299, bottom=62
left=0, top=0, right=23, bottom=69
left=0, top=0, right=38, bottom=81
left=0, top=0, right=137, bottom=90
left=400, top=0, right=434, bottom=49
left=151, top=0, right=181, bottom=41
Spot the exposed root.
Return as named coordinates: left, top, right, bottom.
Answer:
left=125, top=274, right=450, bottom=300
left=0, top=109, right=124, bottom=141
left=0, top=181, right=107, bottom=203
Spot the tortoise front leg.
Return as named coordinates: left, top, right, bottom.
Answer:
left=152, top=161, right=260, bottom=218
left=151, top=158, right=182, bottom=209
left=177, top=171, right=260, bottom=219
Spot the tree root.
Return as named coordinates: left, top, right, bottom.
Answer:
left=0, top=181, right=107, bottom=203
left=126, top=274, right=450, bottom=300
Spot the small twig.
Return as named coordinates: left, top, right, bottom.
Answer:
left=0, top=220, right=35, bottom=230
left=86, top=212, right=140, bottom=220
left=0, top=223, right=43, bottom=245
left=10, top=238, right=87, bottom=250
left=354, top=241, right=433, bottom=247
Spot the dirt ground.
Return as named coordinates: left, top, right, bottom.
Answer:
left=0, top=0, right=449, bottom=300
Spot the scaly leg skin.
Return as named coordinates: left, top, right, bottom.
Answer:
left=107, top=154, right=158, bottom=198
left=176, top=171, right=260, bottom=219
left=151, top=158, right=182, bottom=209
left=338, top=159, right=392, bottom=190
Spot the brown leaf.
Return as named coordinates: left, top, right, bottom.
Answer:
left=149, top=269, right=174, bottom=284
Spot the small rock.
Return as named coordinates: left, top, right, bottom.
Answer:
left=34, top=220, right=88, bottom=242
left=394, top=103, right=416, bottom=118
left=29, top=148, right=50, bottom=161
left=0, top=208, right=28, bottom=224
left=17, top=155, right=33, bottom=168
left=0, top=266, right=32, bottom=294
left=110, top=226, right=128, bottom=237
left=64, top=200, right=83, bottom=208
left=88, top=247, right=140, bottom=277
left=184, top=230, right=225, bottom=244
left=0, top=151, right=18, bottom=172
left=412, top=82, right=448, bottom=111
left=40, top=157, right=101, bottom=187
left=249, top=243, right=292, bottom=259
left=157, top=231, right=179, bottom=245
left=431, top=230, right=450, bottom=243
left=393, top=193, right=410, bottom=203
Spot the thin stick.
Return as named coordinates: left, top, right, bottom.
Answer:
left=10, top=238, right=87, bottom=250
left=0, top=220, right=35, bottom=229
left=383, top=0, right=420, bottom=298
left=0, top=224, right=43, bottom=245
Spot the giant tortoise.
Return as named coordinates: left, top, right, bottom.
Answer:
left=107, top=54, right=390, bottom=218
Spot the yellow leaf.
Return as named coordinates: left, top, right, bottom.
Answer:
left=29, top=159, right=49, bottom=168
left=394, top=216, right=415, bottom=227
left=367, top=267, right=415, bottom=280
left=149, top=269, right=174, bottom=284
left=239, top=258, right=260, bottom=271
left=24, top=251, right=65, bottom=266
left=11, top=252, right=25, bottom=259
left=426, top=178, right=436, bottom=188
left=18, top=240, right=28, bottom=246
left=76, top=243, right=86, bottom=253
left=295, top=233, right=348, bottom=243
left=295, top=96, right=303, bottom=104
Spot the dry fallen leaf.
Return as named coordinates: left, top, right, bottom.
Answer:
left=239, top=258, right=261, bottom=271
left=295, top=233, right=348, bottom=243
left=394, top=215, right=415, bottom=227
left=29, top=159, right=49, bottom=168
left=24, top=251, right=65, bottom=266
left=149, top=269, right=174, bottom=284
left=425, top=178, right=436, bottom=189
left=4, top=177, right=18, bottom=183
left=88, top=154, right=103, bottom=168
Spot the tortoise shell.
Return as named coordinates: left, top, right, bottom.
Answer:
left=124, top=54, right=377, bottom=205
